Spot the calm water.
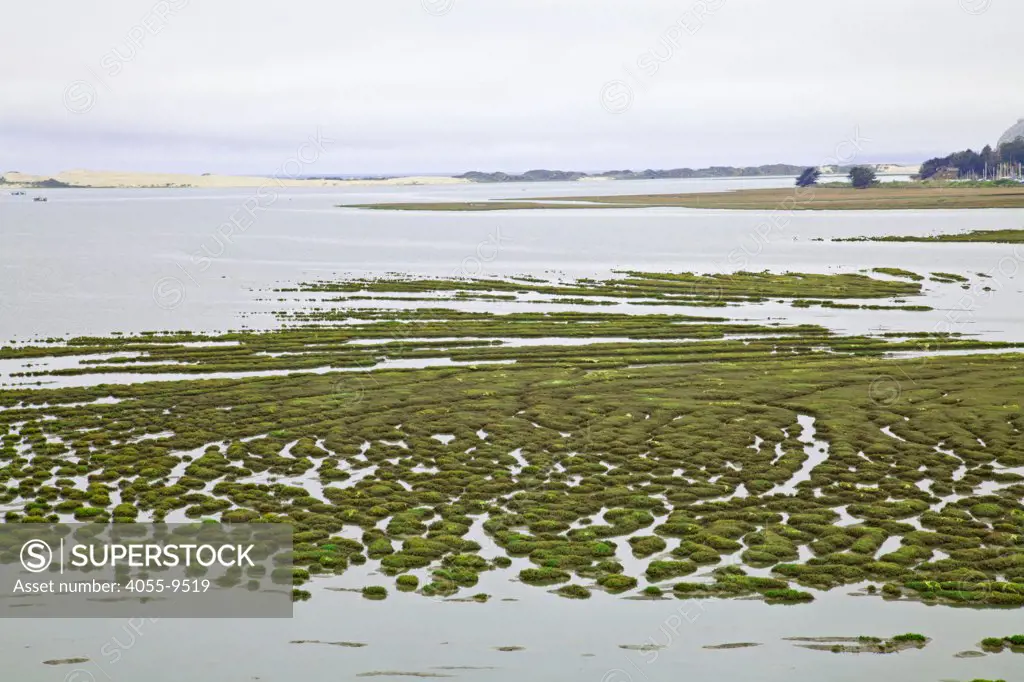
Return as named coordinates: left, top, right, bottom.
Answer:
left=2, top=178, right=1022, bottom=342
left=2, top=179, right=1023, bottom=681
left=4, top=580, right=1024, bottom=682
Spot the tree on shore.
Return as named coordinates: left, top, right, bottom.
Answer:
left=919, top=141, right=1024, bottom=179
left=849, top=166, right=877, bottom=189
left=795, top=167, right=821, bottom=187
left=1001, top=139, right=1024, bottom=165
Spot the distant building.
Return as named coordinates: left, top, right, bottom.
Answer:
left=998, top=118, right=1024, bottom=147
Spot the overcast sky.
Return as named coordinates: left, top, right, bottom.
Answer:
left=2, top=0, right=1022, bottom=175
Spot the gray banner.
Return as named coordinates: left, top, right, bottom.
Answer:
left=0, top=523, right=293, bottom=618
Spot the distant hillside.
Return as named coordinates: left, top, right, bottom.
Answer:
left=457, top=164, right=808, bottom=183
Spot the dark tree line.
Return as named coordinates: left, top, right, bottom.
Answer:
left=920, top=140, right=1024, bottom=180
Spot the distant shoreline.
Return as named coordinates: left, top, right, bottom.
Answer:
left=0, top=170, right=470, bottom=190
left=0, top=164, right=920, bottom=190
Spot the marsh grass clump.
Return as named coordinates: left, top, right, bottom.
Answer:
left=361, top=586, right=388, bottom=600
left=396, top=575, right=419, bottom=591
left=421, top=581, right=460, bottom=598
left=629, top=535, right=667, bottom=558
left=431, top=567, right=479, bottom=588
left=597, top=574, right=638, bottom=593
left=554, top=584, right=592, bottom=599
left=761, top=588, right=815, bottom=604
left=519, top=567, right=570, bottom=586
left=645, top=560, right=697, bottom=582
left=980, top=636, right=1024, bottom=653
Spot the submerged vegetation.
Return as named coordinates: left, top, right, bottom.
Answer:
left=1, top=269, right=1023, bottom=606
left=786, top=633, right=930, bottom=654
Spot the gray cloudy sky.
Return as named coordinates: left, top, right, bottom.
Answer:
left=2, top=0, right=1022, bottom=175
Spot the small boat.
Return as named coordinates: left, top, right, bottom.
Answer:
left=33, top=196, right=48, bottom=202
left=10, top=191, right=25, bottom=196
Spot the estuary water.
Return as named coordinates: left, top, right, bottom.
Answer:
left=2, top=177, right=1022, bottom=342
left=4, top=583, right=1024, bottom=682
left=2, top=178, right=1024, bottom=681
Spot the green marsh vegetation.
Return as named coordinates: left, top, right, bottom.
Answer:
left=1, top=270, right=1023, bottom=605
left=14, top=270, right=1017, bottom=383
left=979, top=635, right=1024, bottom=653
left=872, top=268, right=924, bottom=282
left=930, top=272, right=970, bottom=284
left=837, top=229, right=1024, bottom=244
left=282, top=270, right=923, bottom=303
